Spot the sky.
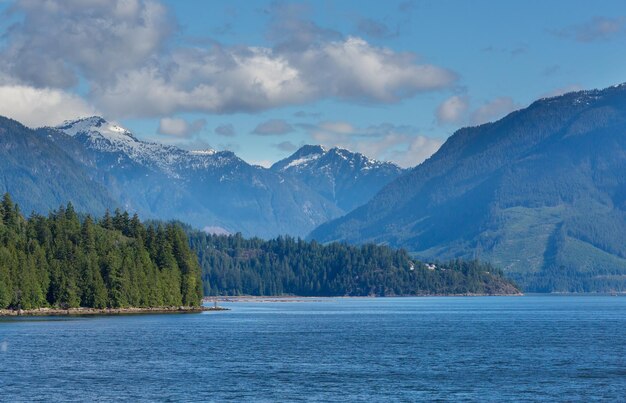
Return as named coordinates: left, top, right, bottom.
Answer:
left=1, top=0, right=626, bottom=167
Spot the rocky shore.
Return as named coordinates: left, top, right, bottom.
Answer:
left=0, top=305, right=228, bottom=317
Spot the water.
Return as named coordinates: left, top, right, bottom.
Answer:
left=1, top=296, right=625, bottom=402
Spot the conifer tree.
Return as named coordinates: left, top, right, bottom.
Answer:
left=0, top=195, right=204, bottom=310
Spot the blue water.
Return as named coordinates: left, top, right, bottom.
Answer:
left=1, top=296, right=625, bottom=401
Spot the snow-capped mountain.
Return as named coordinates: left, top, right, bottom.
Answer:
left=55, top=117, right=230, bottom=178
left=41, top=117, right=341, bottom=238
left=271, top=145, right=405, bottom=212
left=0, top=116, right=114, bottom=216
left=0, top=115, right=405, bottom=237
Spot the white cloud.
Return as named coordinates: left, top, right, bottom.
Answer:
left=0, top=85, right=98, bottom=127
left=92, top=37, right=456, bottom=117
left=303, top=121, right=442, bottom=168
left=157, top=117, right=206, bottom=137
left=436, top=95, right=469, bottom=125
left=470, top=97, right=520, bottom=125
left=2, top=0, right=173, bottom=88
left=299, top=37, right=457, bottom=102
left=0, top=0, right=457, bottom=119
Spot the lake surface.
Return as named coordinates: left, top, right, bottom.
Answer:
left=1, top=296, right=625, bottom=401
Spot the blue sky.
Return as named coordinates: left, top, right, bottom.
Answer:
left=1, top=0, right=626, bottom=167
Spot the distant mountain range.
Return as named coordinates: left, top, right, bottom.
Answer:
left=271, top=144, right=404, bottom=213
left=4, top=83, right=626, bottom=292
left=0, top=116, right=402, bottom=238
left=310, top=84, right=626, bottom=292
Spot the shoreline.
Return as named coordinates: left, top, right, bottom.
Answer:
left=204, top=293, right=524, bottom=303
left=0, top=305, right=228, bottom=317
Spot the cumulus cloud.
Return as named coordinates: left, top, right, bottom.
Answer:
left=0, top=84, right=98, bottom=127
left=214, top=124, right=236, bottom=136
left=470, top=97, right=521, bottom=125
left=252, top=119, right=294, bottom=136
left=552, top=16, right=626, bottom=42
left=157, top=117, right=207, bottom=137
left=302, top=121, right=442, bottom=168
left=0, top=0, right=457, bottom=119
left=436, top=95, right=469, bottom=125
left=2, top=0, right=173, bottom=88
left=92, top=36, right=457, bottom=117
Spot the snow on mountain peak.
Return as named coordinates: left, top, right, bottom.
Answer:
left=54, top=116, right=222, bottom=178
left=190, top=149, right=217, bottom=156
left=57, top=116, right=135, bottom=141
left=284, top=153, right=323, bottom=169
left=272, top=144, right=400, bottom=174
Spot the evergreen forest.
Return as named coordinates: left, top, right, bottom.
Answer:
left=189, top=231, right=519, bottom=296
left=0, top=194, right=203, bottom=310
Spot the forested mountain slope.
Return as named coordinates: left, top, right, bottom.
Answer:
left=0, top=116, right=114, bottom=216
left=310, top=84, right=626, bottom=292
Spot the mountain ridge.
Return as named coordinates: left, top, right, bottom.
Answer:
left=309, top=84, right=626, bottom=292
left=45, top=117, right=342, bottom=237
left=0, top=114, right=405, bottom=238
left=271, top=144, right=404, bottom=213
left=0, top=115, right=115, bottom=216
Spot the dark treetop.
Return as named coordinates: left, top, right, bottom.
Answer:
left=188, top=230, right=519, bottom=297
left=0, top=193, right=203, bottom=310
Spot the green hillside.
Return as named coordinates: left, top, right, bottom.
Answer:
left=310, top=85, right=626, bottom=292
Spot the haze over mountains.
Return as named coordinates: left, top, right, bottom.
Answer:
left=0, top=116, right=403, bottom=238
left=3, top=83, right=626, bottom=291
left=271, top=145, right=404, bottom=213
left=311, top=84, right=626, bottom=292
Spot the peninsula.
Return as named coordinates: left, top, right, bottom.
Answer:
left=0, top=194, right=204, bottom=313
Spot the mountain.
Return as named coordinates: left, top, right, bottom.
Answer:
left=271, top=145, right=404, bottom=213
left=44, top=117, right=341, bottom=238
left=0, top=116, right=114, bottom=215
left=310, top=84, right=626, bottom=292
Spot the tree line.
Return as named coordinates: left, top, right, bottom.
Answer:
left=0, top=194, right=202, bottom=310
left=188, top=230, right=518, bottom=296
